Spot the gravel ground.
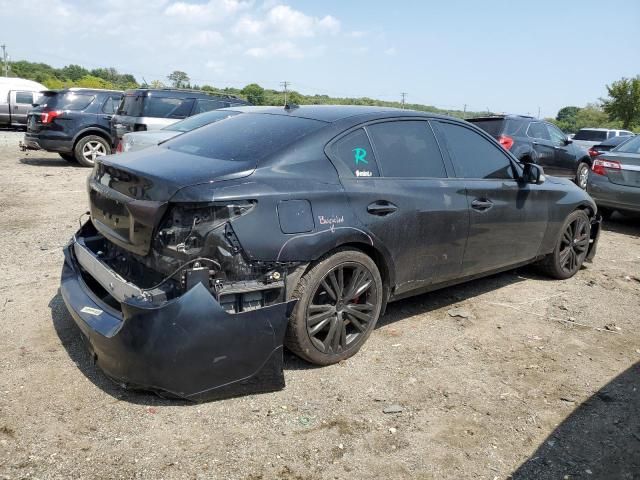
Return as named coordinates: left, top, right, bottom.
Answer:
left=1, top=130, right=639, bottom=479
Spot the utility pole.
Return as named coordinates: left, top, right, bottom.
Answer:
left=463, top=104, right=467, bottom=119
left=1, top=45, right=8, bottom=77
left=537, top=106, right=541, bottom=119
left=280, top=81, right=290, bottom=106
left=400, top=92, right=407, bottom=109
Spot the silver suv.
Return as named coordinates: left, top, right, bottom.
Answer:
left=111, top=88, right=250, bottom=142
left=572, top=128, right=634, bottom=150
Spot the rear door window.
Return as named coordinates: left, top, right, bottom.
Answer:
left=101, top=96, right=120, bottom=114
left=333, top=128, right=380, bottom=177
left=15, top=91, right=34, bottom=104
left=527, top=122, right=551, bottom=140
left=367, top=121, right=446, bottom=177
left=117, top=95, right=143, bottom=116
left=438, top=122, right=515, bottom=180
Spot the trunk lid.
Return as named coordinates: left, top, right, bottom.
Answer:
left=89, top=147, right=256, bottom=255
left=598, top=152, right=640, bottom=188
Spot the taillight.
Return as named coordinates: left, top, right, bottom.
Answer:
left=40, top=110, right=62, bottom=124
left=115, top=141, right=123, bottom=153
left=592, top=158, right=621, bottom=176
left=498, top=134, right=514, bottom=150
left=588, top=147, right=601, bottom=157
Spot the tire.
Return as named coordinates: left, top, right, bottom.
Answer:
left=575, top=162, right=589, bottom=189
left=285, top=248, right=383, bottom=366
left=74, top=135, right=110, bottom=167
left=58, top=152, right=77, bottom=163
left=537, top=209, right=591, bottom=280
left=598, top=207, right=614, bottom=220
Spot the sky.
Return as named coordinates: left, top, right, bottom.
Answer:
left=1, top=0, right=638, bottom=117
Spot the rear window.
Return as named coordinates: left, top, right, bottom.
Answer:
left=15, top=91, right=34, bottom=104
left=574, top=129, right=607, bottom=141
left=163, top=113, right=325, bottom=162
left=468, top=119, right=505, bottom=136
left=41, top=92, right=95, bottom=111
left=614, top=136, right=640, bottom=154
left=164, top=110, right=240, bottom=132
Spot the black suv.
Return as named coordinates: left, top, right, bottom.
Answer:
left=23, top=88, right=123, bottom=167
left=468, top=115, right=592, bottom=189
left=111, top=88, right=251, bottom=142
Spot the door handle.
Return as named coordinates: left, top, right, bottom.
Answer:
left=104, top=115, right=113, bottom=121
left=471, top=199, right=493, bottom=211
left=367, top=201, right=398, bottom=216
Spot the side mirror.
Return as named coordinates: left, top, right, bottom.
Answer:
left=523, top=163, right=545, bottom=185
left=564, top=138, right=573, bottom=145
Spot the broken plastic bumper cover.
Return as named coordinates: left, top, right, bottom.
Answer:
left=60, top=233, right=296, bottom=402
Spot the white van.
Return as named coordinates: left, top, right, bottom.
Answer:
left=0, top=77, right=47, bottom=128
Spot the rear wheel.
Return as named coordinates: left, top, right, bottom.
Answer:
left=74, top=135, right=110, bottom=167
left=285, top=249, right=383, bottom=365
left=58, top=152, right=76, bottom=163
left=576, top=162, right=589, bottom=189
left=538, top=210, right=591, bottom=279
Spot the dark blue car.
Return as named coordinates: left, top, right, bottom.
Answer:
left=22, top=88, right=123, bottom=167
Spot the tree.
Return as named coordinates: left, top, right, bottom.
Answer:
left=555, top=106, right=581, bottom=133
left=602, top=76, right=640, bottom=129
left=61, top=64, right=89, bottom=81
left=149, top=80, right=165, bottom=88
left=167, top=71, right=190, bottom=88
left=240, top=83, right=265, bottom=105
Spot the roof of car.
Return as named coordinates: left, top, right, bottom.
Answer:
left=468, top=114, right=536, bottom=121
left=42, top=87, right=123, bottom=94
left=221, top=105, right=451, bottom=123
left=578, top=127, right=620, bottom=132
left=123, top=88, right=245, bottom=101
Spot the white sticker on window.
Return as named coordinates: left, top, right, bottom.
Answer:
left=80, top=306, right=103, bottom=316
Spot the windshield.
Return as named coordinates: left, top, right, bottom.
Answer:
left=163, top=110, right=240, bottom=133
left=613, top=136, right=640, bottom=154
left=163, top=113, right=326, bottom=162
left=574, top=129, right=607, bottom=141
left=40, top=92, right=94, bottom=111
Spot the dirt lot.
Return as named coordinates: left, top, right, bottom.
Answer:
left=1, top=131, right=639, bottom=480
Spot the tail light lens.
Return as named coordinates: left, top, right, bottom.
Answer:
left=498, top=134, right=514, bottom=150
left=40, top=110, right=62, bottom=124
left=592, top=158, right=621, bottom=176
left=588, top=147, right=601, bottom=157
left=116, top=141, right=123, bottom=154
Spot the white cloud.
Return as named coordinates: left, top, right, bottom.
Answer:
left=164, top=0, right=249, bottom=22
left=233, top=4, right=340, bottom=39
left=347, top=30, right=367, bottom=38
left=245, top=41, right=304, bottom=59
left=384, top=47, right=397, bottom=56
left=185, top=30, right=224, bottom=47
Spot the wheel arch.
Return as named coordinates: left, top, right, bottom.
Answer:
left=72, top=127, right=113, bottom=150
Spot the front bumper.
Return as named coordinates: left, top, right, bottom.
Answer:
left=60, top=230, right=296, bottom=402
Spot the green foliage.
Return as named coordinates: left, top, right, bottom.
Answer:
left=602, top=76, right=640, bottom=129
left=167, top=70, right=190, bottom=89
left=241, top=83, right=265, bottom=105
left=548, top=103, right=624, bottom=133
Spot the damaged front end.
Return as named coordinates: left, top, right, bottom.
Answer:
left=60, top=187, right=298, bottom=400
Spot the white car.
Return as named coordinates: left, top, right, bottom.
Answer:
left=572, top=128, right=634, bottom=150
left=117, top=108, right=242, bottom=153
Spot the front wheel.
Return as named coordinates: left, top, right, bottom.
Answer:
left=575, top=162, right=589, bottom=189
left=285, top=249, right=383, bottom=365
left=537, top=210, right=591, bottom=280
left=74, top=135, right=110, bottom=167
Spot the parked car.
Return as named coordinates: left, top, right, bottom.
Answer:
left=468, top=115, right=593, bottom=188
left=587, top=134, right=635, bottom=158
left=572, top=128, right=634, bottom=150
left=0, top=76, right=46, bottom=128
left=587, top=134, right=640, bottom=218
left=61, top=106, right=601, bottom=401
left=111, top=88, right=251, bottom=142
left=22, top=88, right=123, bottom=167
left=117, top=108, right=242, bottom=154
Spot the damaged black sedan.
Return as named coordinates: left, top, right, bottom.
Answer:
left=60, top=106, right=601, bottom=401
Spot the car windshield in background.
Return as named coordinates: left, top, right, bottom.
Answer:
left=42, top=93, right=94, bottom=111
left=117, top=95, right=143, bottom=116
left=164, top=110, right=240, bottom=133
left=613, top=135, right=640, bottom=154
left=163, top=113, right=325, bottom=162
left=574, top=130, right=607, bottom=141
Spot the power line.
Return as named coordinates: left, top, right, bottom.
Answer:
left=280, top=81, right=290, bottom=106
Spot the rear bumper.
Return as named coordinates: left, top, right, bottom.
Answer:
left=22, top=133, right=73, bottom=153
left=587, top=174, right=640, bottom=213
left=59, top=228, right=295, bottom=401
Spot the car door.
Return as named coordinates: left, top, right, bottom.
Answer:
left=98, top=95, right=121, bottom=139
left=526, top=121, right=558, bottom=174
left=546, top=122, right=578, bottom=177
left=10, top=90, right=35, bottom=126
left=434, top=120, right=549, bottom=277
left=330, top=120, right=469, bottom=295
